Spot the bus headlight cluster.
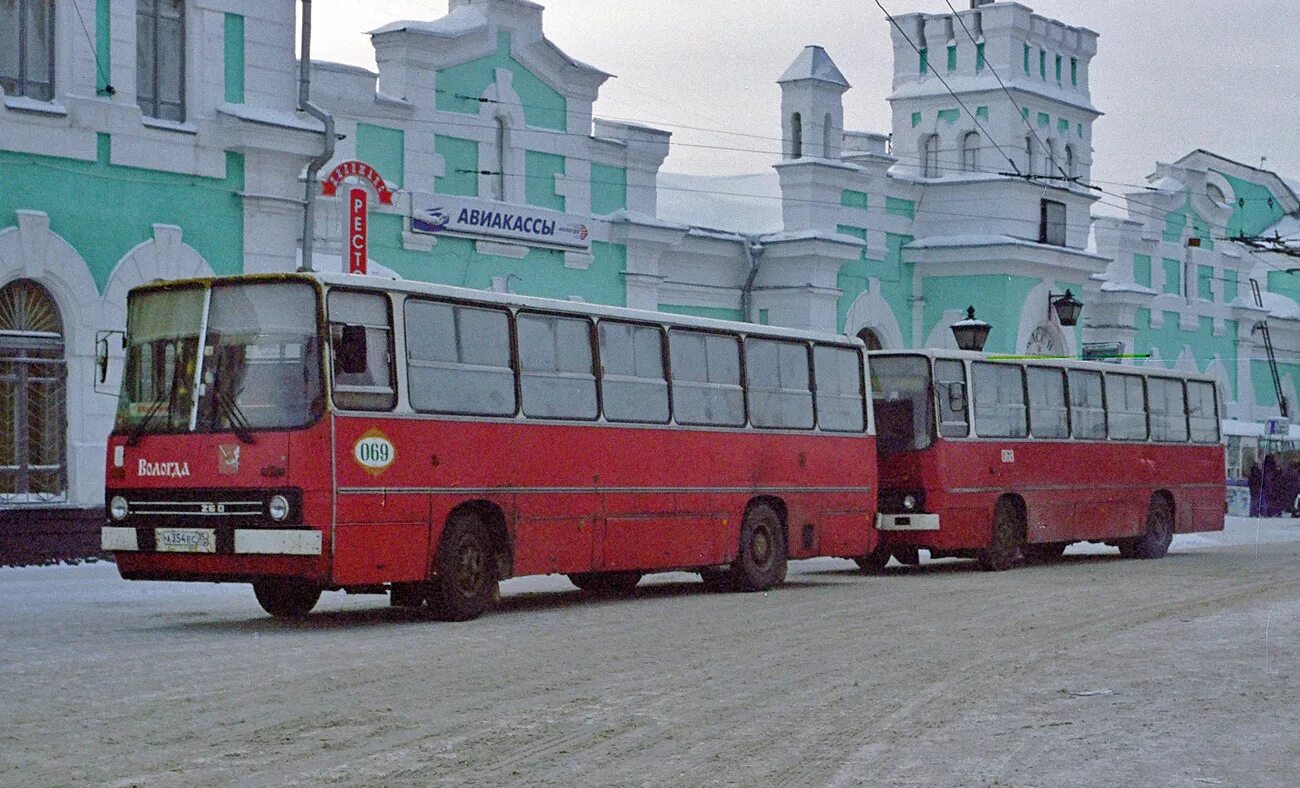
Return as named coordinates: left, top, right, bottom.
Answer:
left=902, top=494, right=918, bottom=511
left=109, top=496, right=129, bottom=521
left=268, top=495, right=291, bottom=522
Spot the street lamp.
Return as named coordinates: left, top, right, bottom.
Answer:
left=1048, top=289, right=1084, bottom=327
left=951, top=306, right=992, bottom=352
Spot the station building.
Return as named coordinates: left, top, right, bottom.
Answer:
left=2, top=0, right=1299, bottom=556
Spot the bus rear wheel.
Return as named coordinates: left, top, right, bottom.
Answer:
left=568, top=571, right=642, bottom=594
left=252, top=578, right=321, bottom=618
left=977, top=500, right=1024, bottom=572
left=1119, top=495, right=1174, bottom=560
left=730, top=503, right=787, bottom=592
left=427, top=512, right=498, bottom=622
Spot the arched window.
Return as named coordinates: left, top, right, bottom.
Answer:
left=823, top=113, right=835, bottom=158
left=791, top=113, right=803, bottom=159
left=922, top=134, right=940, bottom=178
left=857, top=328, right=884, bottom=351
left=1046, top=139, right=1058, bottom=177
left=493, top=116, right=508, bottom=201
left=0, top=280, right=66, bottom=502
left=1025, top=135, right=1036, bottom=176
left=1065, top=145, right=1076, bottom=180
left=961, top=131, right=980, bottom=172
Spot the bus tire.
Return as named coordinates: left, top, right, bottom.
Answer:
left=1024, top=542, right=1068, bottom=562
left=568, top=571, right=642, bottom=594
left=729, top=502, right=787, bottom=592
left=1120, top=495, right=1174, bottom=560
left=699, top=568, right=735, bottom=591
left=854, top=543, right=891, bottom=574
left=252, top=578, right=321, bottom=618
left=892, top=547, right=921, bottom=566
left=977, top=500, right=1024, bottom=572
left=426, top=512, right=498, bottom=622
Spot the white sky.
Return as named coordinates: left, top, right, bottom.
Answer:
left=309, top=1, right=1300, bottom=202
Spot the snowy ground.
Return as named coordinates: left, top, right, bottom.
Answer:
left=2, top=517, right=1298, bottom=786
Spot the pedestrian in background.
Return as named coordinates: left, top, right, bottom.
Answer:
left=1249, top=459, right=1263, bottom=517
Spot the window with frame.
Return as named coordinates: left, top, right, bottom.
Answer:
left=934, top=358, right=969, bottom=438
left=922, top=134, right=940, bottom=178
left=599, top=320, right=668, bottom=424
left=1027, top=367, right=1069, bottom=438
left=1187, top=380, right=1220, bottom=443
left=669, top=329, right=743, bottom=427
left=961, top=132, right=980, bottom=173
left=1067, top=369, right=1106, bottom=439
left=137, top=0, right=186, bottom=122
left=1039, top=199, right=1066, bottom=246
left=1105, top=373, right=1147, bottom=440
left=0, top=0, right=55, bottom=101
left=1025, top=135, right=1036, bottom=177
left=813, top=345, right=865, bottom=433
left=405, top=300, right=516, bottom=416
left=518, top=313, right=597, bottom=420
left=745, top=338, right=813, bottom=429
left=1148, top=377, right=1189, bottom=442
left=328, top=290, right=396, bottom=411
left=871, top=354, right=934, bottom=455
left=972, top=362, right=1027, bottom=438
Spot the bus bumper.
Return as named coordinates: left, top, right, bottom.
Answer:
left=875, top=513, right=940, bottom=531
left=102, top=526, right=323, bottom=556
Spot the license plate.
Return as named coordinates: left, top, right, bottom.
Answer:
left=155, top=528, right=217, bottom=553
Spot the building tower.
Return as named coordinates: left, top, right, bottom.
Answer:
left=779, top=46, right=850, bottom=161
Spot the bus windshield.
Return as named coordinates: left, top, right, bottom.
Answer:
left=870, top=354, right=934, bottom=456
left=115, top=281, right=323, bottom=436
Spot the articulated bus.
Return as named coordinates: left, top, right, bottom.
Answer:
left=101, top=273, right=880, bottom=619
left=866, top=350, right=1225, bottom=571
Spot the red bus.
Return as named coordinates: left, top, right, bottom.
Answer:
left=864, top=350, right=1225, bottom=571
left=101, top=273, right=879, bottom=619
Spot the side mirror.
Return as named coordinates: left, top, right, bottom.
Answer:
left=336, top=324, right=369, bottom=375
left=94, top=330, right=124, bottom=394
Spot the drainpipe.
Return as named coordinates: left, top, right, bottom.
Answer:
left=297, top=0, right=335, bottom=273
left=740, top=236, right=765, bottom=323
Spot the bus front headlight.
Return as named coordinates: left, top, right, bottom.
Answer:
left=268, top=494, right=290, bottom=522
left=902, top=494, right=918, bottom=511
left=109, top=496, right=129, bottom=521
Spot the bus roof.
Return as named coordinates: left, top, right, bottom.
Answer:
left=132, top=271, right=865, bottom=348
left=869, top=348, right=1220, bottom=383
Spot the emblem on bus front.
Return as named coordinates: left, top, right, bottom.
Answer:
left=218, top=444, right=241, bottom=475
left=354, top=429, right=396, bottom=476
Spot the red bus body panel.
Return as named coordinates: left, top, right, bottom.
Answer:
left=878, top=438, right=1225, bottom=553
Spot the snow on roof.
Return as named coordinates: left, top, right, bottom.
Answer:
left=369, top=7, right=489, bottom=38
left=778, top=46, right=850, bottom=88
left=1260, top=291, right=1300, bottom=321
left=217, top=103, right=322, bottom=133
left=656, top=171, right=784, bottom=236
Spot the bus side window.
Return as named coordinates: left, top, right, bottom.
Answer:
left=599, top=321, right=669, bottom=424
left=1067, top=369, right=1106, bottom=439
left=1187, top=381, right=1220, bottom=443
left=972, top=362, right=1027, bottom=438
left=934, top=359, right=969, bottom=438
left=1027, top=367, right=1068, bottom=438
left=669, top=329, right=744, bottom=427
left=746, top=338, right=813, bottom=429
left=1105, top=373, right=1147, bottom=440
left=405, top=300, right=516, bottom=416
left=327, top=290, right=396, bottom=411
left=813, top=345, right=865, bottom=432
left=518, top=313, right=598, bottom=420
left=1148, top=378, right=1189, bottom=442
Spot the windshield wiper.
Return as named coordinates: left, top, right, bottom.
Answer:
left=127, top=366, right=185, bottom=446
left=207, top=380, right=257, bottom=444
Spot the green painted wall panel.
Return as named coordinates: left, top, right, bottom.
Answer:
left=841, top=190, right=868, bottom=210
left=1197, top=265, right=1214, bottom=301
left=1036, top=112, right=1050, bottom=128
left=1224, top=271, right=1239, bottom=303
left=976, top=43, right=986, bottom=72
left=356, top=123, right=405, bottom=188
left=885, top=197, right=915, bottom=219
left=590, top=164, right=626, bottom=215
left=919, top=48, right=928, bottom=74
left=524, top=150, right=565, bottom=211
left=976, top=106, right=989, bottom=121
left=937, top=109, right=960, bottom=125
left=1023, top=44, right=1030, bottom=73
left=435, top=31, right=567, bottom=131
left=947, top=45, right=957, bottom=72
left=911, top=112, right=922, bottom=128
left=434, top=136, right=478, bottom=196
left=1162, top=257, right=1181, bottom=295
left=1133, top=254, right=1152, bottom=288
left=1132, top=310, right=1238, bottom=398
left=223, top=14, right=245, bottom=104
left=922, top=274, right=1039, bottom=355
left=0, top=137, right=245, bottom=292
left=95, top=1, right=112, bottom=96
left=1218, top=170, right=1288, bottom=239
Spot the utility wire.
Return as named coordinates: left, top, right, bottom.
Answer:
left=69, top=0, right=114, bottom=96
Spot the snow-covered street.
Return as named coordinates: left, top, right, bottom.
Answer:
left=3, top=517, right=1298, bottom=786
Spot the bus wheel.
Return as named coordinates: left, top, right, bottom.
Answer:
left=730, top=503, right=787, bottom=592
left=252, top=578, right=321, bottom=618
left=568, top=571, right=642, bottom=595
left=892, top=547, right=921, bottom=566
left=699, top=568, right=735, bottom=591
left=1024, top=542, right=1068, bottom=562
left=854, top=543, right=891, bottom=574
left=977, top=501, right=1024, bottom=572
left=427, top=512, right=498, bottom=622
left=1120, top=496, right=1174, bottom=560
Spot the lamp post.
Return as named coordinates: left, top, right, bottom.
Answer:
left=951, top=306, right=992, bottom=352
left=1048, top=289, right=1084, bottom=327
